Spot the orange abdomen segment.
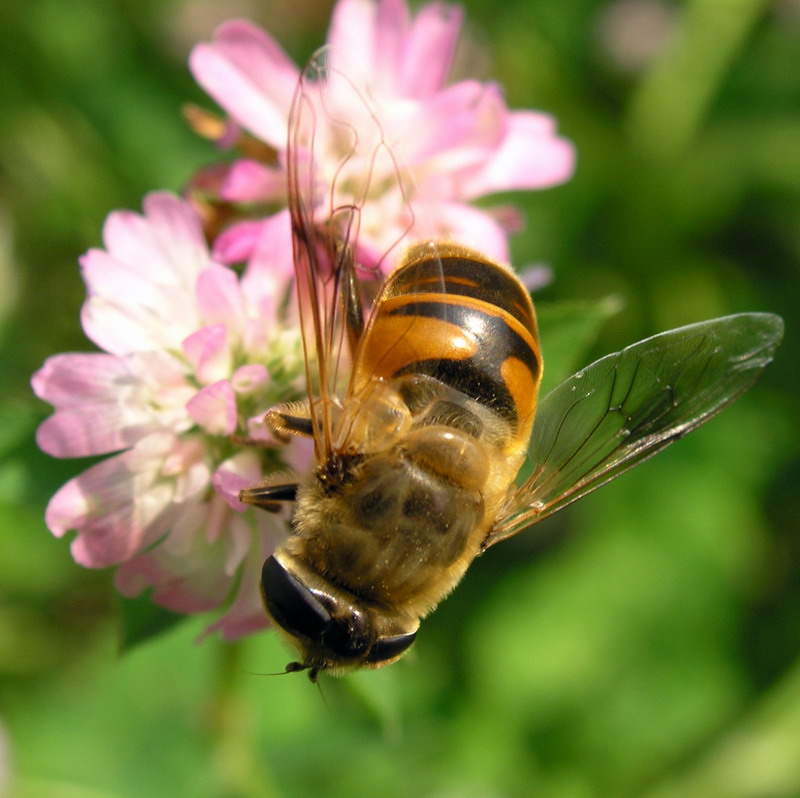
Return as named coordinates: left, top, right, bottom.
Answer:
left=352, top=246, right=542, bottom=444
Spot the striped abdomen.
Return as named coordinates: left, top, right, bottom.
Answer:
left=350, top=243, right=542, bottom=451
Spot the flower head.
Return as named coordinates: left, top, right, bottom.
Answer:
left=189, top=0, right=574, bottom=268
left=33, top=193, right=303, bottom=639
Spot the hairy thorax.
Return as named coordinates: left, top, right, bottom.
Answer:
left=285, top=376, right=527, bottom=618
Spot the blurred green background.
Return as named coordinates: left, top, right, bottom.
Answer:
left=1, top=0, right=798, bottom=796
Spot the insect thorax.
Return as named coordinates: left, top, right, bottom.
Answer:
left=283, top=374, right=525, bottom=618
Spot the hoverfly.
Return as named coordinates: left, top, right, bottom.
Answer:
left=239, top=50, right=784, bottom=681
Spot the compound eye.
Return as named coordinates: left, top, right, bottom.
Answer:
left=261, top=556, right=330, bottom=638
left=322, top=612, right=370, bottom=658
left=366, top=630, right=417, bottom=664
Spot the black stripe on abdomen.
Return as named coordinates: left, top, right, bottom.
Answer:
left=387, top=300, right=539, bottom=424
left=386, top=255, right=538, bottom=336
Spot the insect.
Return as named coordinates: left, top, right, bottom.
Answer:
left=239, top=51, right=784, bottom=681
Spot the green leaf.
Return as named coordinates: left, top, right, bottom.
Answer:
left=536, top=296, right=623, bottom=396
left=117, top=593, right=186, bottom=654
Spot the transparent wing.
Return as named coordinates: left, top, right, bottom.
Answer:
left=287, top=46, right=420, bottom=460
left=486, top=313, right=784, bottom=546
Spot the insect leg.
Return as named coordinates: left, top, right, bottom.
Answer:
left=239, top=479, right=299, bottom=512
left=265, top=404, right=314, bottom=439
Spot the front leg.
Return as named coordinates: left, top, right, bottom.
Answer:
left=239, top=478, right=299, bottom=512
left=265, top=403, right=315, bottom=441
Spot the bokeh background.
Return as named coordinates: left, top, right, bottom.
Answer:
left=1, top=0, right=799, bottom=796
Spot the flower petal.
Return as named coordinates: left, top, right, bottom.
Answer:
left=231, top=364, right=270, bottom=394
left=327, top=0, right=382, bottom=85
left=80, top=258, right=197, bottom=355
left=186, top=380, right=237, bottom=436
left=399, top=1, right=463, bottom=97
left=203, top=513, right=284, bottom=640
left=242, top=210, right=295, bottom=298
left=103, top=192, right=212, bottom=284
left=211, top=220, right=264, bottom=266
left=240, top=210, right=296, bottom=353
left=190, top=20, right=299, bottom=146
left=196, top=265, right=245, bottom=331
left=36, top=407, right=145, bottom=459
left=212, top=450, right=265, bottom=510
left=79, top=194, right=214, bottom=354
left=33, top=352, right=192, bottom=457
left=46, top=443, right=180, bottom=567
left=392, top=81, right=505, bottom=173
left=220, top=159, right=286, bottom=203
left=182, top=325, right=232, bottom=385
left=114, top=498, right=237, bottom=613
left=373, top=0, right=411, bottom=94
left=33, top=353, right=141, bottom=456
left=32, top=352, right=131, bottom=406
left=461, top=111, right=576, bottom=197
